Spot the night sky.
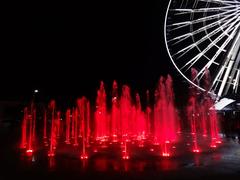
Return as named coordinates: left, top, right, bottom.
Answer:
left=2, top=1, right=189, bottom=105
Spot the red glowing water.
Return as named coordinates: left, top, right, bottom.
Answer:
left=95, top=81, right=108, bottom=140
left=71, top=107, right=75, bottom=139
left=73, top=108, right=79, bottom=146
left=86, top=100, right=91, bottom=146
left=120, top=85, right=132, bottom=137
left=32, top=109, right=36, bottom=147
left=122, top=140, right=130, bottom=160
left=146, top=90, right=151, bottom=136
left=135, top=93, right=146, bottom=139
left=65, top=109, right=71, bottom=144
left=48, top=100, right=56, bottom=157
left=111, top=80, right=120, bottom=141
left=19, top=76, right=223, bottom=160
left=43, top=110, right=48, bottom=142
left=78, top=97, right=89, bottom=160
left=187, top=68, right=222, bottom=151
left=154, top=76, right=178, bottom=156
left=200, top=106, right=208, bottom=137
left=20, top=107, right=28, bottom=149
left=21, top=104, right=37, bottom=155
left=208, top=98, right=221, bottom=148
left=56, top=111, right=61, bottom=138
left=187, top=96, right=200, bottom=153
left=26, top=108, right=34, bottom=155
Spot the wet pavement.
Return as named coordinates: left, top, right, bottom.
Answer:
left=1, top=126, right=240, bottom=180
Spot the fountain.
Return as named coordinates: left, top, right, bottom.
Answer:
left=111, top=80, right=120, bottom=142
left=22, top=102, right=37, bottom=156
left=186, top=68, right=222, bottom=152
left=202, top=69, right=222, bottom=147
left=78, top=97, right=89, bottom=159
left=43, top=109, right=48, bottom=146
left=65, top=109, right=71, bottom=144
left=20, top=107, right=28, bottom=149
left=145, top=90, right=151, bottom=136
left=48, top=100, right=56, bottom=157
left=120, top=85, right=132, bottom=139
left=95, top=81, right=108, bottom=141
left=154, top=76, right=178, bottom=156
left=73, top=108, right=79, bottom=146
left=135, top=92, right=146, bottom=142
left=19, top=75, right=222, bottom=161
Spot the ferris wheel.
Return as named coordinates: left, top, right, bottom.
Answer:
left=164, top=0, right=240, bottom=99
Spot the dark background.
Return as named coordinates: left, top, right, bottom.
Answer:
left=1, top=1, right=188, bottom=106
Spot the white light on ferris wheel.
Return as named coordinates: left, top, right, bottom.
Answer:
left=165, top=0, right=240, bottom=99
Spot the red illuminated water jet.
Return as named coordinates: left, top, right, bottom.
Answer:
left=203, top=68, right=222, bottom=148
left=19, top=76, right=223, bottom=161
left=71, top=107, right=75, bottom=139
left=154, top=75, right=178, bottom=156
left=48, top=100, right=56, bottom=157
left=20, top=107, right=28, bottom=149
left=122, top=140, right=130, bottom=160
left=43, top=109, right=48, bottom=146
left=208, top=99, right=222, bottom=148
left=56, top=111, right=61, bottom=138
left=65, top=109, right=71, bottom=144
left=135, top=93, right=146, bottom=142
left=86, top=101, right=91, bottom=147
left=146, top=90, right=151, bottom=136
left=111, top=80, right=120, bottom=142
left=95, top=81, right=108, bottom=141
left=188, top=68, right=201, bottom=153
left=73, top=108, right=79, bottom=146
left=187, top=95, right=201, bottom=153
left=78, top=97, right=89, bottom=160
left=186, top=68, right=222, bottom=152
left=25, top=102, right=36, bottom=156
left=120, top=85, right=132, bottom=139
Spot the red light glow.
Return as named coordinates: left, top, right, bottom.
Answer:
left=122, top=155, right=130, bottom=160
left=26, top=149, right=33, bottom=156
left=80, top=154, right=88, bottom=160
left=162, top=153, right=170, bottom=157
left=210, top=144, right=217, bottom=148
left=48, top=151, right=55, bottom=157
left=19, top=76, right=223, bottom=161
left=193, top=149, right=200, bottom=153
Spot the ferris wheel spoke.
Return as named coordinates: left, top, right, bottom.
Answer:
left=180, top=24, right=238, bottom=72
left=180, top=0, right=185, bottom=8
left=181, top=25, right=238, bottom=72
left=165, top=0, right=240, bottom=96
left=211, top=66, right=239, bottom=94
left=217, top=61, right=235, bottom=97
left=170, top=15, right=229, bottom=41
left=173, top=15, right=238, bottom=59
left=168, top=12, right=237, bottom=45
left=173, top=22, right=233, bottom=59
left=233, top=69, right=240, bottom=93
left=168, top=7, right=240, bottom=32
left=210, top=66, right=225, bottom=92
left=172, top=5, right=237, bottom=14
left=199, top=0, right=240, bottom=6
left=193, top=24, right=240, bottom=81
left=167, top=22, right=192, bottom=31
left=214, top=36, right=240, bottom=97
left=187, top=8, right=238, bottom=25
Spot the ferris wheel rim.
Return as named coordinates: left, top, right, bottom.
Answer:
left=164, top=0, right=240, bottom=97
left=164, top=0, right=206, bottom=93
